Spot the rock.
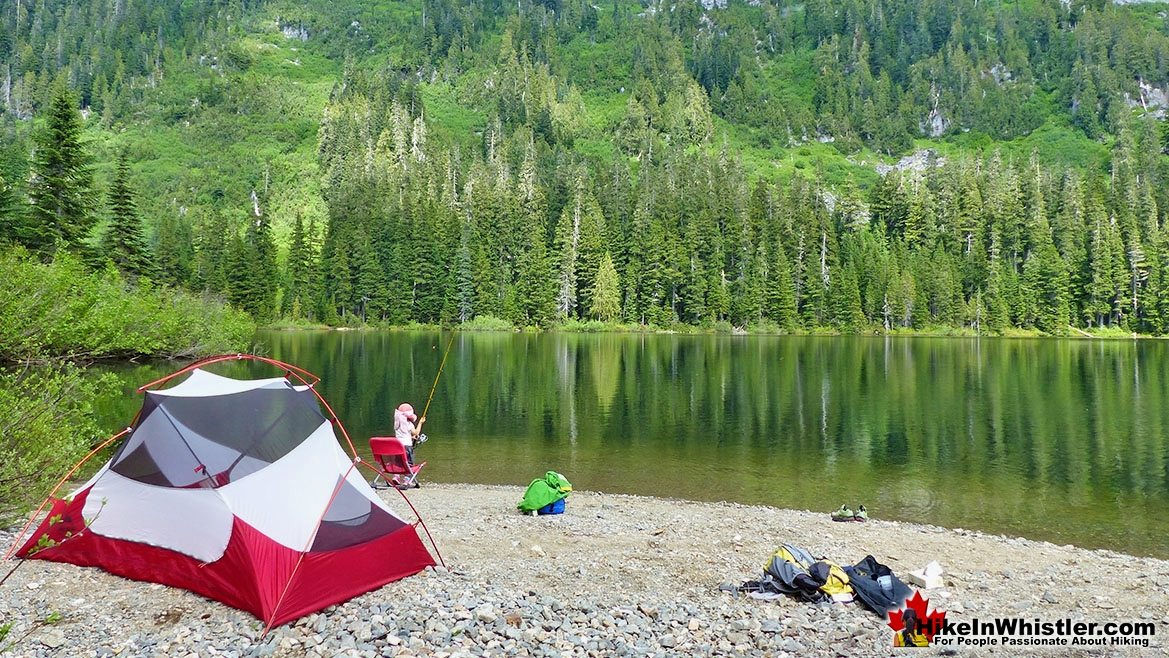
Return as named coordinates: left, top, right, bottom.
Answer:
left=40, top=630, right=66, bottom=649
left=760, top=620, right=782, bottom=634
left=659, top=635, right=677, bottom=648
left=1041, top=591, right=1058, bottom=604
left=781, top=638, right=804, bottom=653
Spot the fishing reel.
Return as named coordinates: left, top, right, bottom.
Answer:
left=416, top=433, right=428, bottom=445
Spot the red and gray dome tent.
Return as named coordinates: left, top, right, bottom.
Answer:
left=5, top=355, right=442, bottom=630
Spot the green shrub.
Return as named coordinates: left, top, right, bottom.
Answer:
left=458, top=315, right=515, bottom=331
left=0, top=248, right=255, bottom=361
left=558, top=319, right=610, bottom=332
left=0, top=363, right=107, bottom=525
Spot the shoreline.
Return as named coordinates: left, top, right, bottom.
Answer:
left=259, top=323, right=1163, bottom=341
left=3, top=484, right=1166, bottom=657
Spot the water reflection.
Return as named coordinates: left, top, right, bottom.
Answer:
left=89, top=333, right=1169, bottom=558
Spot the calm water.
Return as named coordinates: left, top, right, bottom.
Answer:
left=91, top=332, right=1169, bottom=558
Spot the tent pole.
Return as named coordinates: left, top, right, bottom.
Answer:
left=3, top=427, right=131, bottom=561
left=132, top=354, right=360, bottom=456
left=262, top=462, right=361, bottom=636
left=356, top=461, right=447, bottom=570
left=136, top=354, right=321, bottom=393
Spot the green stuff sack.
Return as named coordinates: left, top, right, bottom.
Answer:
left=518, top=471, right=573, bottom=513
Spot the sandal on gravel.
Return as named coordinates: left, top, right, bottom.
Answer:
left=830, top=504, right=855, bottom=522
left=853, top=505, right=868, bottom=522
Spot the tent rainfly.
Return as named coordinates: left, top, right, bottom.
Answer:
left=7, top=355, right=437, bottom=629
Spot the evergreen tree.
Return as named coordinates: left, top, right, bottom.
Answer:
left=589, top=251, right=621, bottom=322
left=154, top=211, right=194, bottom=287
left=1022, top=243, right=1070, bottom=333
left=27, top=81, right=94, bottom=257
left=194, top=213, right=231, bottom=294
left=411, top=202, right=449, bottom=324
left=984, top=263, right=1009, bottom=332
left=886, top=267, right=917, bottom=329
left=225, top=229, right=250, bottom=310
left=765, top=243, right=799, bottom=331
left=830, top=265, right=865, bottom=331
left=0, top=173, right=23, bottom=245
left=513, top=144, right=556, bottom=325
left=554, top=180, right=606, bottom=318
left=351, top=233, right=383, bottom=323
left=453, top=214, right=476, bottom=322
left=1020, top=171, right=1070, bottom=333
left=228, top=215, right=278, bottom=322
left=99, top=151, right=155, bottom=279
left=326, top=244, right=353, bottom=322
left=283, top=214, right=314, bottom=319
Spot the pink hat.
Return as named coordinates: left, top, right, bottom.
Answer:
left=397, top=402, right=416, bottom=421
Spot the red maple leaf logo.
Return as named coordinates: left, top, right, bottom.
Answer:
left=888, top=591, right=947, bottom=644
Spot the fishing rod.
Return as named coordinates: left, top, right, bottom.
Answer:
left=420, top=330, right=457, bottom=423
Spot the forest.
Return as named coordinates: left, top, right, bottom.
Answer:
left=4, top=0, right=1169, bottom=334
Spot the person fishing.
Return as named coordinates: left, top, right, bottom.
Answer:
left=394, top=402, right=426, bottom=466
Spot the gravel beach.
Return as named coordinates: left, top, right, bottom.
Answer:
left=2, top=483, right=1167, bottom=657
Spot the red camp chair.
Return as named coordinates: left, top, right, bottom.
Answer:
left=369, top=436, right=425, bottom=489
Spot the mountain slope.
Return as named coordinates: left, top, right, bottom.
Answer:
left=3, top=0, right=1169, bottom=333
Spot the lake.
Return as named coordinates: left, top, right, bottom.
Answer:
left=91, top=331, right=1169, bottom=558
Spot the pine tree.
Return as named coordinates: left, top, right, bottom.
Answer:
left=0, top=173, right=24, bottom=245
left=27, top=80, right=94, bottom=257
left=99, top=151, right=155, bottom=279
left=351, top=233, right=383, bottom=322
left=516, top=228, right=556, bottom=325
left=983, top=263, right=1008, bottom=332
left=830, top=265, right=865, bottom=331
left=589, top=251, right=621, bottom=322
left=1019, top=171, right=1070, bottom=333
left=228, top=215, right=278, bottom=322
left=283, top=214, right=313, bottom=319
left=513, top=143, right=556, bottom=325
left=194, top=213, right=230, bottom=294
left=225, top=229, right=249, bottom=310
left=154, top=211, right=194, bottom=287
left=252, top=214, right=279, bottom=323
left=453, top=214, right=476, bottom=322
left=417, top=199, right=455, bottom=324
left=553, top=180, right=605, bottom=318
left=765, top=242, right=799, bottom=331
left=327, top=245, right=353, bottom=322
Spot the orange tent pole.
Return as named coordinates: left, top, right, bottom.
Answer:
left=3, top=426, right=132, bottom=561
left=137, top=354, right=320, bottom=392
left=355, top=460, right=446, bottom=570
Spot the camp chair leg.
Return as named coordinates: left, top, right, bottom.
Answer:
left=370, top=472, right=391, bottom=490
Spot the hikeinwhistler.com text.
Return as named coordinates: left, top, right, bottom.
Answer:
left=929, top=617, right=1156, bottom=649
